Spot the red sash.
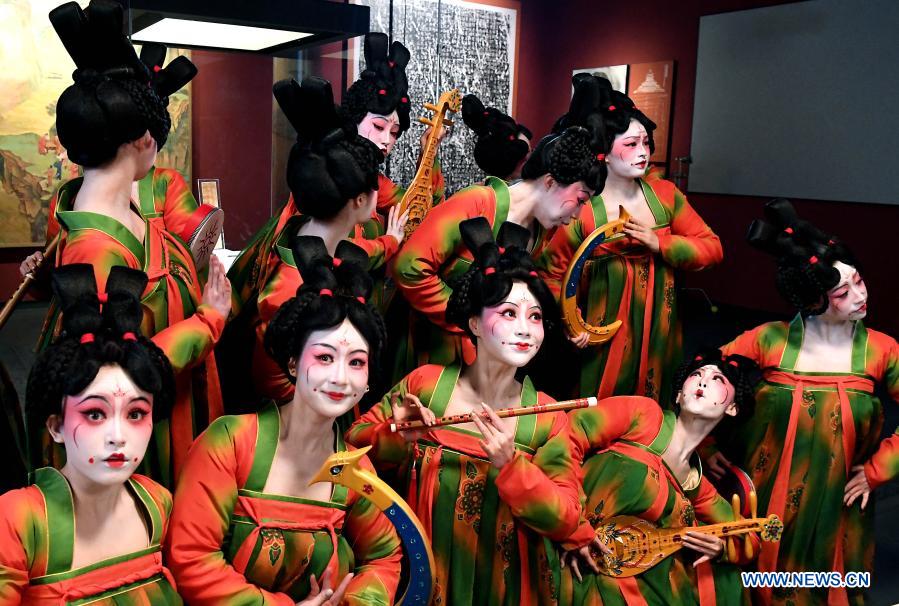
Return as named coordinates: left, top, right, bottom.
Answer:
left=757, top=371, right=873, bottom=606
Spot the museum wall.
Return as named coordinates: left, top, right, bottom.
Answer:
left=517, top=0, right=899, bottom=335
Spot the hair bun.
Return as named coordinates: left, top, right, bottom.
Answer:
left=291, top=236, right=373, bottom=303
left=341, top=32, right=412, bottom=135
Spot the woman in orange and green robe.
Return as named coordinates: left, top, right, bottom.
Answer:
left=166, top=237, right=402, bottom=606
left=24, top=0, right=226, bottom=488
left=391, top=125, right=605, bottom=375
left=165, top=404, right=402, bottom=605
left=560, top=350, right=761, bottom=606
left=350, top=218, right=587, bottom=605
left=54, top=185, right=227, bottom=488
left=719, top=319, right=899, bottom=605
left=541, top=176, right=721, bottom=402
left=0, top=468, right=178, bottom=605
left=541, top=76, right=722, bottom=404
left=0, top=260, right=183, bottom=605
left=711, top=200, right=899, bottom=605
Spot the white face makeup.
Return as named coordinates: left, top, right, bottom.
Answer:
left=607, top=119, right=650, bottom=180
left=292, top=318, right=370, bottom=419
left=823, top=261, right=868, bottom=322
left=470, top=281, right=545, bottom=367
left=357, top=110, right=400, bottom=158
left=678, top=364, right=737, bottom=422
left=536, top=178, right=592, bottom=229
left=48, top=365, right=154, bottom=487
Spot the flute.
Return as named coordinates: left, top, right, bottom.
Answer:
left=390, top=396, right=598, bottom=432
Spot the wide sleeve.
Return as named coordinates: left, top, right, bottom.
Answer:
left=655, top=184, right=723, bottom=271
left=164, top=416, right=294, bottom=606
left=560, top=396, right=664, bottom=548
left=493, top=407, right=585, bottom=542
left=345, top=369, right=436, bottom=472
left=720, top=325, right=766, bottom=364
left=538, top=208, right=588, bottom=301
left=341, top=455, right=403, bottom=606
left=149, top=305, right=225, bottom=374
left=864, top=337, right=899, bottom=489
left=158, top=169, right=201, bottom=242
left=390, top=190, right=484, bottom=332
left=351, top=219, right=399, bottom=270
left=691, top=476, right=759, bottom=566
left=567, top=396, right=663, bottom=464
left=0, top=491, right=33, bottom=605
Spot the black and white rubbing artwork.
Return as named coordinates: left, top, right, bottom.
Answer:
left=356, top=0, right=517, bottom=195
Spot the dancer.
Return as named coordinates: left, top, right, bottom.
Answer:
left=220, top=77, right=392, bottom=409
left=560, top=350, right=760, bottom=606
left=339, top=32, right=447, bottom=223
left=227, top=31, right=435, bottom=322
left=543, top=74, right=722, bottom=403
left=0, top=265, right=181, bottom=603
left=349, top=218, right=585, bottom=604
left=391, top=77, right=605, bottom=369
left=166, top=238, right=401, bottom=605
left=709, top=199, right=899, bottom=605
left=34, top=0, right=231, bottom=487
left=21, top=41, right=211, bottom=289
left=461, top=93, right=532, bottom=182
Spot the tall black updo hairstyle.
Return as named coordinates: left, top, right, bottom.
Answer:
left=521, top=127, right=606, bottom=192
left=264, top=236, right=388, bottom=391
left=138, top=42, right=198, bottom=113
left=447, top=217, right=559, bottom=343
left=275, top=76, right=382, bottom=221
left=461, top=94, right=532, bottom=180
left=522, top=74, right=607, bottom=192
left=341, top=33, right=412, bottom=136
left=593, top=74, right=657, bottom=155
left=672, top=348, right=759, bottom=422
left=26, top=265, right=175, bottom=435
left=747, top=199, right=859, bottom=316
left=51, top=0, right=196, bottom=167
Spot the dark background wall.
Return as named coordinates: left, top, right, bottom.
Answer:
left=4, top=0, right=898, bottom=336
left=517, top=0, right=899, bottom=336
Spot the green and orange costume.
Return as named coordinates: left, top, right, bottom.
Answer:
left=225, top=163, right=443, bottom=405
left=0, top=467, right=180, bottom=605
left=34, top=179, right=226, bottom=488
left=720, top=316, right=899, bottom=605
left=390, top=178, right=550, bottom=373
left=165, top=403, right=402, bottom=605
left=346, top=363, right=586, bottom=605
left=45, top=167, right=202, bottom=254
left=541, top=178, right=722, bottom=403
left=562, top=395, right=755, bottom=606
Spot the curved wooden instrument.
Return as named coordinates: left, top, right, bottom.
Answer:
left=560, top=207, right=631, bottom=345
left=311, top=446, right=435, bottom=605
left=0, top=234, right=60, bottom=331
left=398, top=89, right=461, bottom=239
left=594, top=491, right=782, bottom=578
left=390, top=396, right=597, bottom=432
